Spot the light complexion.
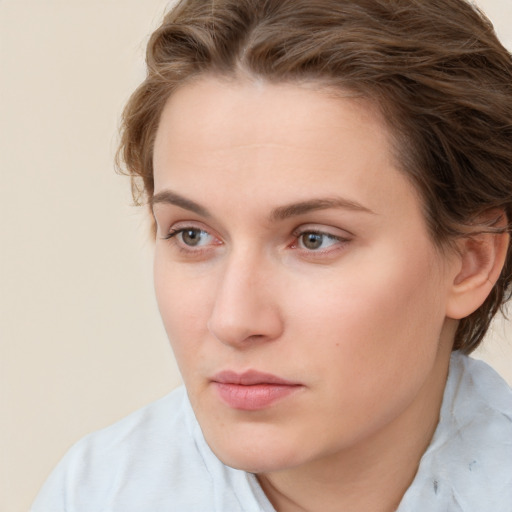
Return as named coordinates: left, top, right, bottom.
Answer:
left=152, top=77, right=469, bottom=512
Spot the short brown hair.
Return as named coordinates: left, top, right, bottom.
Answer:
left=117, top=0, right=512, bottom=353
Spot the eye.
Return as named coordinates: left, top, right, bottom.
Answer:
left=290, top=226, right=352, bottom=256
left=297, top=231, right=341, bottom=250
left=179, top=228, right=209, bottom=246
left=164, top=227, right=217, bottom=248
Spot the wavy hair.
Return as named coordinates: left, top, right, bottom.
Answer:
left=117, top=0, right=512, bottom=353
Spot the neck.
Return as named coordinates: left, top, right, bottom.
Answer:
left=257, top=341, right=453, bottom=512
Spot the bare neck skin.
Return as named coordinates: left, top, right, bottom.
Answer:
left=257, top=330, right=454, bottom=512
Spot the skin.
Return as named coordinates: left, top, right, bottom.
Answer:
left=151, top=76, right=465, bottom=512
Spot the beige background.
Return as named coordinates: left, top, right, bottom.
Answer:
left=1, top=1, right=511, bottom=511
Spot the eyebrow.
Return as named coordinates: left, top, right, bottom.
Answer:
left=150, top=189, right=375, bottom=220
left=151, top=190, right=211, bottom=218
left=270, top=197, right=375, bottom=221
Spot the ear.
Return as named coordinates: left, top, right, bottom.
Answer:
left=446, top=212, right=509, bottom=320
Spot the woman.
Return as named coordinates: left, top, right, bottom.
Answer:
left=33, top=0, right=512, bottom=510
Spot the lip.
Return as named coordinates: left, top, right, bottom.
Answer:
left=211, top=370, right=303, bottom=411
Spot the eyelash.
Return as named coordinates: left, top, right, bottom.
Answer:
left=162, top=226, right=350, bottom=258
left=291, top=229, right=349, bottom=253
left=162, top=227, right=217, bottom=254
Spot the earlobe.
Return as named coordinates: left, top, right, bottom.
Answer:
left=446, top=214, right=509, bottom=320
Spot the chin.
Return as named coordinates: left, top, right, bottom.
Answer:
left=204, top=425, right=307, bottom=473
left=215, top=447, right=300, bottom=474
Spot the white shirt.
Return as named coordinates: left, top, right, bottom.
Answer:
left=32, top=352, right=512, bottom=511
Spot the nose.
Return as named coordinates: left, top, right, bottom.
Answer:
left=207, top=251, right=284, bottom=347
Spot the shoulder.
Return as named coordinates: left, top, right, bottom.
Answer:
left=444, top=352, right=512, bottom=444
left=32, top=386, right=272, bottom=512
left=60, top=386, right=195, bottom=473
left=451, top=352, right=512, bottom=417
left=399, top=352, right=512, bottom=512
left=32, top=387, right=209, bottom=511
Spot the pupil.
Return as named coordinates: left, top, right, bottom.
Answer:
left=183, top=229, right=201, bottom=246
left=303, top=233, right=323, bottom=250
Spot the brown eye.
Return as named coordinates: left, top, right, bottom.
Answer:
left=301, top=233, right=324, bottom=250
left=181, top=228, right=204, bottom=246
left=297, top=231, right=342, bottom=251
left=165, top=227, right=215, bottom=248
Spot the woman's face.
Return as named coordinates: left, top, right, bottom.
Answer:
left=152, top=77, right=458, bottom=473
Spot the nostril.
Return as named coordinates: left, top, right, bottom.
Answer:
left=207, top=307, right=283, bottom=347
left=206, top=263, right=284, bottom=346
left=246, top=334, right=265, bottom=342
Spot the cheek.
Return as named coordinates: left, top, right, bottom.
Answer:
left=153, top=255, right=213, bottom=356
left=289, top=245, right=447, bottom=380
left=280, top=257, right=446, bottom=444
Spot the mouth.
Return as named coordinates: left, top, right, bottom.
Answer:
left=211, top=370, right=304, bottom=411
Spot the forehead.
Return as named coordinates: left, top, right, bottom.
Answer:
left=152, top=76, right=422, bottom=226
left=155, top=76, right=390, bottom=156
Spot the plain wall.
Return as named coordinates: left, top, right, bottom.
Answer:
left=1, top=1, right=511, bottom=511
